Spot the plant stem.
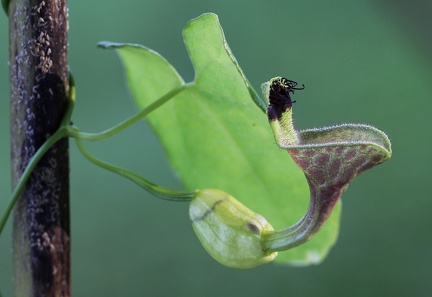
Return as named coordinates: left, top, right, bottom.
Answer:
left=70, top=84, right=188, bottom=141
left=0, top=127, right=68, bottom=235
left=9, top=0, right=70, bottom=296
left=1, top=79, right=190, bottom=234
left=75, top=138, right=196, bottom=201
left=262, top=178, right=321, bottom=252
left=70, top=84, right=196, bottom=200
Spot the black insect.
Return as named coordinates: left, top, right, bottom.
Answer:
left=268, top=77, right=305, bottom=120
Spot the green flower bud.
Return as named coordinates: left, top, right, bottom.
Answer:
left=189, top=189, right=277, bottom=269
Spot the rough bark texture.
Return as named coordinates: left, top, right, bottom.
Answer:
left=9, top=0, right=70, bottom=296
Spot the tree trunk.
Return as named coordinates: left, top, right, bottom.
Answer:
left=8, top=0, right=70, bottom=296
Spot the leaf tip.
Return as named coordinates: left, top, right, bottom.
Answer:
left=186, top=12, right=219, bottom=25
left=97, top=41, right=120, bottom=49
left=97, top=41, right=147, bottom=50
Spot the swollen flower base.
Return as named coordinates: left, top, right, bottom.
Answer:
left=190, top=189, right=277, bottom=269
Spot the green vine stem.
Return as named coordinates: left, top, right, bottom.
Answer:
left=75, top=138, right=196, bottom=201
left=0, top=127, right=68, bottom=235
left=260, top=77, right=392, bottom=252
left=0, top=83, right=190, bottom=235
left=69, top=84, right=188, bottom=141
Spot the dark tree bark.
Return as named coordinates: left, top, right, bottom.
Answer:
left=8, top=0, right=70, bottom=296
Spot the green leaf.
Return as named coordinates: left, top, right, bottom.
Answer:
left=100, top=13, right=341, bottom=265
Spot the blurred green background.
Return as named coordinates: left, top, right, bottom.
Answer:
left=1, top=1, right=431, bottom=296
